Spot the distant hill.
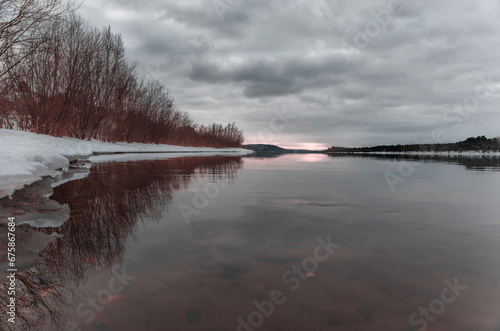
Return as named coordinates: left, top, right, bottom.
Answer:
left=243, top=144, right=325, bottom=155
left=243, top=144, right=287, bottom=154
left=327, top=135, right=500, bottom=153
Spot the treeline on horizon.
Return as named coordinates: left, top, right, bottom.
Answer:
left=328, top=136, right=500, bottom=153
left=0, top=0, right=244, bottom=147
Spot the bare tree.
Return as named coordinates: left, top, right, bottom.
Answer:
left=0, top=6, right=245, bottom=147
left=0, top=0, right=75, bottom=78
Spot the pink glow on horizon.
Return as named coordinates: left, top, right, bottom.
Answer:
left=280, top=143, right=328, bottom=150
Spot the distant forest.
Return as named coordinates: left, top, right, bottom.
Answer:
left=328, top=136, right=500, bottom=153
left=0, top=0, right=244, bottom=147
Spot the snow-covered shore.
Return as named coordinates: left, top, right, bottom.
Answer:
left=0, top=129, right=252, bottom=198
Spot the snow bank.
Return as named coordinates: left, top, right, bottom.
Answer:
left=89, top=151, right=251, bottom=163
left=0, top=129, right=251, bottom=198
left=87, top=140, right=251, bottom=154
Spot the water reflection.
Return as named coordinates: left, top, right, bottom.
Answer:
left=327, top=153, right=500, bottom=171
left=0, top=156, right=242, bottom=331
left=1, top=154, right=499, bottom=330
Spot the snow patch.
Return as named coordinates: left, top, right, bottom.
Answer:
left=0, top=129, right=252, bottom=198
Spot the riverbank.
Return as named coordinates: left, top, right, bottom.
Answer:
left=326, top=150, right=500, bottom=156
left=0, top=129, right=251, bottom=199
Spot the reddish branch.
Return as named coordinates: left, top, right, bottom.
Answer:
left=0, top=5, right=244, bottom=147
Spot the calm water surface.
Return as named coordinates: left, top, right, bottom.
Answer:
left=2, top=154, right=500, bottom=331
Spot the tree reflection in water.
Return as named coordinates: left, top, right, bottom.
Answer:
left=0, top=156, right=243, bottom=331
left=327, top=153, right=500, bottom=171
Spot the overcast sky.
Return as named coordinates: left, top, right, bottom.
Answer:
left=77, top=0, right=500, bottom=149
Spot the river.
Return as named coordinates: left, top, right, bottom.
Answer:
left=1, top=153, right=500, bottom=331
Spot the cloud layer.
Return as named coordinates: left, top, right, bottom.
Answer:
left=78, top=0, right=500, bottom=148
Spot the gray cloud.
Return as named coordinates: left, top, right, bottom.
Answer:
left=189, top=56, right=349, bottom=98
left=78, top=0, right=500, bottom=148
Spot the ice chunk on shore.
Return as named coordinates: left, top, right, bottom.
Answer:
left=0, top=161, right=58, bottom=198
left=0, top=176, right=70, bottom=228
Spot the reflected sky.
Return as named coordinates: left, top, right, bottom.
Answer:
left=1, top=154, right=500, bottom=331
